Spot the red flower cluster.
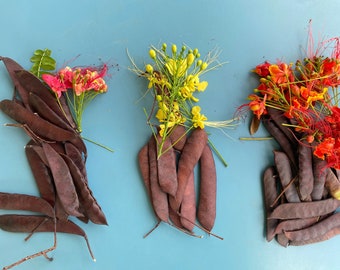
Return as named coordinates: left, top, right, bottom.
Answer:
left=42, top=65, right=108, bottom=132
left=42, top=65, right=108, bottom=98
left=243, top=37, right=340, bottom=169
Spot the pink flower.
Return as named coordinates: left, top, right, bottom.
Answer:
left=41, top=74, right=67, bottom=98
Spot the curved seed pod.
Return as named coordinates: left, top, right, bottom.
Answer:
left=42, top=143, right=82, bottom=217
left=148, top=136, right=169, bottom=223
left=298, top=142, right=314, bottom=201
left=263, top=119, right=297, bottom=168
left=25, top=144, right=55, bottom=206
left=263, top=166, right=279, bottom=241
left=13, top=70, right=67, bottom=121
left=276, top=233, right=290, bottom=247
left=14, top=69, right=77, bottom=131
left=138, top=142, right=164, bottom=226
left=0, top=192, right=54, bottom=218
left=168, top=203, right=183, bottom=229
left=62, top=154, right=107, bottom=225
left=168, top=125, right=187, bottom=151
left=0, top=214, right=95, bottom=260
left=285, top=212, right=340, bottom=242
left=268, top=198, right=340, bottom=220
left=266, top=107, right=297, bottom=144
left=311, top=154, right=328, bottom=201
left=0, top=99, right=72, bottom=142
left=274, top=217, right=319, bottom=235
left=0, top=214, right=50, bottom=233
left=274, top=151, right=300, bottom=203
left=180, top=171, right=196, bottom=232
left=172, top=128, right=208, bottom=211
left=276, top=233, right=289, bottom=247
left=289, top=225, right=340, bottom=246
left=65, top=142, right=87, bottom=181
left=138, top=143, right=151, bottom=197
left=0, top=99, right=86, bottom=155
left=0, top=57, right=31, bottom=108
left=197, top=144, right=216, bottom=232
left=28, top=92, right=74, bottom=131
left=54, top=196, right=69, bottom=221
left=156, top=135, right=177, bottom=196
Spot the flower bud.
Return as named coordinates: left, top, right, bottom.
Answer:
left=149, top=49, right=156, bottom=59
left=197, top=59, right=202, bottom=67
left=187, top=53, right=195, bottom=66
left=162, top=43, right=167, bottom=52
left=145, top=64, right=153, bottom=73
left=193, top=48, right=199, bottom=56
left=172, top=44, right=177, bottom=54
left=200, top=62, right=208, bottom=70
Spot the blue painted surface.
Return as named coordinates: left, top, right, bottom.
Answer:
left=0, top=1, right=340, bottom=269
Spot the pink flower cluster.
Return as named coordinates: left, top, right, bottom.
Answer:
left=42, top=65, right=108, bottom=98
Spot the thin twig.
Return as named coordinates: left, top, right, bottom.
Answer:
left=3, top=218, right=57, bottom=270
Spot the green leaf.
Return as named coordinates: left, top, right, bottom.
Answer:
left=30, top=48, right=56, bottom=78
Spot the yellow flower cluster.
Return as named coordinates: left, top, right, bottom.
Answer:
left=191, top=106, right=207, bottom=129
left=155, top=95, right=186, bottom=137
left=128, top=42, right=238, bottom=161
left=142, top=43, right=212, bottom=138
left=128, top=42, right=236, bottom=159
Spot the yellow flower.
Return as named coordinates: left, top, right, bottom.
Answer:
left=147, top=72, right=170, bottom=89
left=181, top=87, right=199, bottom=102
left=165, top=58, right=187, bottom=77
left=186, top=74, right=208, bottom=92
left=156, top=108, right=167, bottom=122
left=191, top=105, right=207, bottom=129
left=306, top=87, right=328, bottom=105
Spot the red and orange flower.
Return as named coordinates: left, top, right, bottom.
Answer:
left=241, top=36, right=340, bottom=169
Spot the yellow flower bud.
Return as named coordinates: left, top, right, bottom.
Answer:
left=172, top=44, right=177, bottom=54
left=149, top=49, right=156, bottom=59
left=145, top=64, right=153, bottom=73
left=197, top=59, right=202, bottom=67
left=193, top=48, right=199, bottom=56
left=187, top=53, right=195, bottom=66
left=162, top=43, right=167, bottom=52
left=200, top=62, right=208, bottom=70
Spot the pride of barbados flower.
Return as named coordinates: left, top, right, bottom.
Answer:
left=42, top=65, right=108, bottom=133
left=129, top=43, right=237, bottom=157
left=240, top=35, right=340, bottom=169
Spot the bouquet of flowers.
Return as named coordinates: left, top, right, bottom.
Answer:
left=129, top=43, right=237, bottom=238
left=240, top=31, right=340, bottom=246
left=0, top=50, right=110, bottom=269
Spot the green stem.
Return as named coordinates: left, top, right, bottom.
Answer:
left=239, top=137, right=273, bottom=141
left=208, top=138, right=228, bottom=167
left=81, top=136, right=114, bottom=153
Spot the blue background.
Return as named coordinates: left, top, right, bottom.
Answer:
left=0, top=1, right=339, bottom=269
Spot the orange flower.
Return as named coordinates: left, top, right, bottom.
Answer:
left=248, top=94, right=267, bottom=119
left=269, top=62, right=293, bottom=84
left=314, top=137, right=335, bottom=160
